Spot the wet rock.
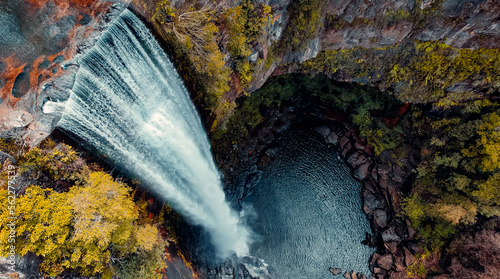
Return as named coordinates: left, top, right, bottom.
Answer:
left=363, top=190, right=383, bottom=214
left=339, top=136, right=350, bottom=151
left=354, top=162, right=371, bottom=181
left=373, top=209, right=388, bottom=229
left=363, top=179, right=377, bottom=193
left=373, top=267, right=387, bottom=277
left=358, top=272, right=366, bottom=279
left=258, top=155, right=271, bottom=168
left=351, top=270, right=358, bottom=279
left=369, top=253, right=381, bottom=273
left=326, top=131, right=339, bottom=145
left=343, top=271, right=351, bottom=278
left=377, top=253, right=394, bottom=270
left=364, top=232, right=378, bottom=247
left=329, top=267, right=342, bottom=275
left=347, top=151, right=367, bottom=168
left=341, top=140, right=353, bottom=157
left=314, top=126, right=331, bottom=139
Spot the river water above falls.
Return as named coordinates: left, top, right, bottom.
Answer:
left=243, top=130, right=374, bottom=278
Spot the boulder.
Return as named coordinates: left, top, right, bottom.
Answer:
left=342, top=140, right=353, bottom=157
left=373, top=267, right=387, bottom=277
left=369, top=253, right=381, bottom=272
left=373, top=209, right=388, bottom=229
left=339, top=135, right=350, bottom=150
left=391, top=164, right=404, bottom=183
left=314, top=126, right=331, bottom=139
left=354, top=162, right=371, bottom=181
left=329, top=267, right=342, bottom=275
left=403, top=247, right=415, bottom=267
left=382, top=227, right=402, bottom=243
left=363, top=179, right=377, bottom=193
left=389, top=270, right=407, bottom=279
left=358, top=273, right=366, bottom=279
left=351, top=271, right=358, bottom=279
left=326, top=132, right=339, bottom=145
left=376, top=254, right=394, bottom=270
left=353, top=134, right=365, bottom=150
left=384, top=241, right=399, bottom=254
left=363, top=190, right=383, bottom=214
left=343, top=271, right=351, bottom=278
left=394, top=248, right=405, bottom=271
left=347, top=151, right=366, bottom=168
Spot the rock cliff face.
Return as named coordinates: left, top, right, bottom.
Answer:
left=249, top=0, right=500, bottom=91
left=1, top=0, right=499, bottom=145
left=0, top=0, right=129, bottom=145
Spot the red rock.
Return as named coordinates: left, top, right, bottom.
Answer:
left=351, top=270, right=358, bottom=279
left=342, top=140, right=352, bottom=157
left=340, top=135, right=350, bottom=150
left=384, top=241, right=398, bottom=254
left=373, top=267, right=386, bottom=276
left=403, top=247, right=415, bottom=267
left=347, top=151, right=366, bottom=168
left=344, top=271, right=351, bottom=278
left=329, top=267, right=342, bottom=275
left=369, top=253, right=381, bottom=272
left=377, top=253, right=394, bottom=270
left=394, top=248, right=405, bottom=271
left=389, top=270, right=407, bottom=279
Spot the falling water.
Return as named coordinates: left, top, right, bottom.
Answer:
left=49, top=9, right=249, bottom=257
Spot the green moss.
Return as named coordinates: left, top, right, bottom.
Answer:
left=301, top=41, right=500, bottom=107
left=280, top=0, right=323, bottom=51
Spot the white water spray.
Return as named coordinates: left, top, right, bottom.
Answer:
left=53, top=9, right=250, bottom=257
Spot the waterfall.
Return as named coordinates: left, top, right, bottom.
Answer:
left=51, top=9, right=250, bottom=257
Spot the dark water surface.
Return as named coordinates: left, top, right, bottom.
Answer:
left=245, top=130, right=374, bottom=278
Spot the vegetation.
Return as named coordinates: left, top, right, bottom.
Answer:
left=280, top=0, right=323, bottom=51
left=152, top=0, right=271, bottom=116
left=404, top=106, right=500, bottom=253
left=221, top=0, right=271, bottom=86
left=0, top=140, right=175, bottom=278
left=153, top=0, right=231, bottom=110
left=212, top=74, right=407, bottom=165
left=301, top=41, right=500, bottom=108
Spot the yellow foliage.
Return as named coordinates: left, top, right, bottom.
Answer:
left=0, top=186, right=73, bottom=275
left=135, top=224, right=160, bottom=251
left=68, top=172, right=138, bottom=251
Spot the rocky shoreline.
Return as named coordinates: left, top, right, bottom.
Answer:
left=223, top=103, right=420, bottom=279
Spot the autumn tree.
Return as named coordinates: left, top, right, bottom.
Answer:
left=0, top=186, right=73, bottom=275
left=153, top=0, right=230, bottom=107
